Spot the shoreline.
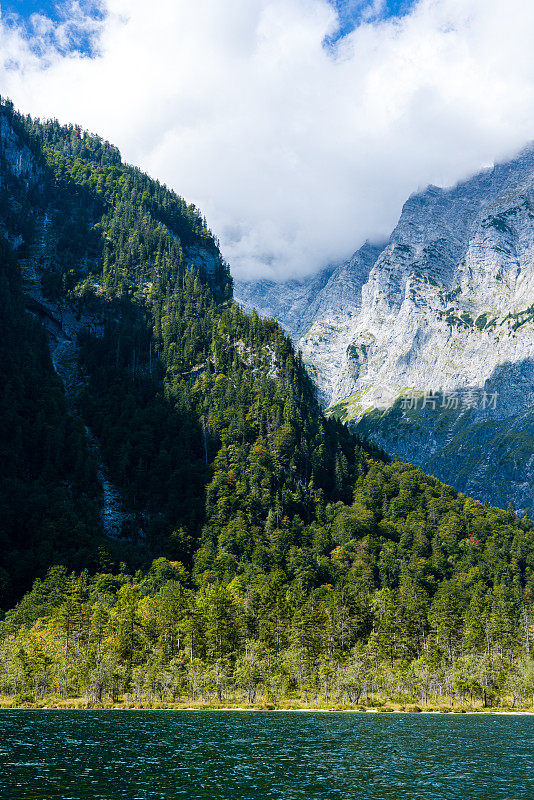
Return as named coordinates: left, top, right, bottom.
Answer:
left=1, top=703, right=533, bottom=715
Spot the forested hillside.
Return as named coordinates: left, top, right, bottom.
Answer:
left=0, top=99, right=532, bottom=709
left=0, top=236, right=101, bottom=607
left=1, top=463, right=533, bottom=709
left=0, top=98, right=369, bottom=603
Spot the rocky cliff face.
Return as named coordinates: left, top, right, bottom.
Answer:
left=0, top=113, right=39, bottom=183
left=235, top=146, right=534, bottom=512
left=0, top=106, right=224, bottom=540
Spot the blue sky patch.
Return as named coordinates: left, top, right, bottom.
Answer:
left=1, top=1, right=105, bottom=56
left=328, top=0, right=417, bottom=41
left=2, top=1, right=417, bottom=30
left=1, top=1, right=417, bottom=57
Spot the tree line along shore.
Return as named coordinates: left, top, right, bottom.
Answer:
left=1, top=557, right=532, bottom=711
left=0, top=102, right=532, bottom=717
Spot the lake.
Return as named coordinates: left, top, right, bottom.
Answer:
left=0, top=711, right=532, bottom=799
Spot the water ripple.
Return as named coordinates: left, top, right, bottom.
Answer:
left=0, top=711, right=532, bottom=799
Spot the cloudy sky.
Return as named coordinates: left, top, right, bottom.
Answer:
left=1, top=0, right=534, bottom=279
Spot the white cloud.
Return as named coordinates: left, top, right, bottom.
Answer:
left=2, top=0, right=534, bottom=279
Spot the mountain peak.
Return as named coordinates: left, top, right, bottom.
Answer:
left=237, top=146, right=534, bottom=513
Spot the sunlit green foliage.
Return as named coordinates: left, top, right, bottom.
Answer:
left=0, top=99, right=532, bottom=708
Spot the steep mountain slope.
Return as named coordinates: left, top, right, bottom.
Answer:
left=234, top=265, right=334, bottom=341
left=0, top=234, right=103, bottom=609
left=236, top=243, right=384, bottom=401
left=3, top=450, right=534, bottom=709
left=0, top=98, right=368, bottom=607
left=236, top=147, right=534, bottom=512
left=1, top=100, right=533, bottom=708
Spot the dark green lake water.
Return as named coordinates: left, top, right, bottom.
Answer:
left=0, top=710, right=532, bottom=799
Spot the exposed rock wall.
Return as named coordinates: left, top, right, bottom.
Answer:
left=236, top=146, right=534, bottom=511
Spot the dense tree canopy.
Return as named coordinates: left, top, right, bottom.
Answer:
left=0, top=237, right=102, bottom=607
left=0, top=99, right=532, bottom=707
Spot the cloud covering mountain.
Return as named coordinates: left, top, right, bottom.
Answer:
left=2, top=0, right=534, bottom=279
left=237, top=144, right=534, bottom=512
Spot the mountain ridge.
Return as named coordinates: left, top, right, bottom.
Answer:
left=0, top=98, right=370, bottom=607
left=0, top=99, right=533, bottom=710
left=235, top=144, right=534, bottom=512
